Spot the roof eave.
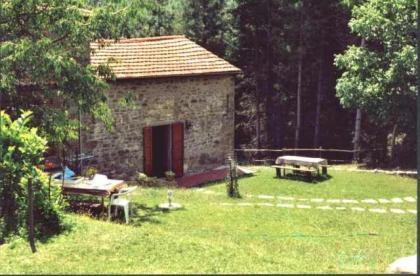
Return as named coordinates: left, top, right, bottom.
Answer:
left=110, top=70, right=242, bottom=80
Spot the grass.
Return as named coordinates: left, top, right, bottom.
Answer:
left=0, top=166, right=416, bottom=273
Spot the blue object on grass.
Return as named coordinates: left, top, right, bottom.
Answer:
left=55, top=166, right=75, bottom=180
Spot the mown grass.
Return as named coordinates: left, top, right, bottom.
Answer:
left=0, top=166, right=416, bottom=273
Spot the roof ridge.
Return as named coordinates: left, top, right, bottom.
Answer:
left=93, top=35, right=186, bottom=44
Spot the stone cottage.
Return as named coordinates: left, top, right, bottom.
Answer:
left=84, top=35, right=241, bottom=179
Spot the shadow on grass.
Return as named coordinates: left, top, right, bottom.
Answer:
left=108, top=202, right=187, bottom=226
left=196, top=174, right=255, bottom=189
left=65, top=198, right=184, bottom=227
left=274, top=173, right=333, bottom=184
left=36, top=219, right=74, bottom=244
left=129, top=203, right=165, bottom=226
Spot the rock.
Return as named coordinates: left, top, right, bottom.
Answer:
left=326, top=199, right=341, bottom=203
left=378, top=198, right=391, bottom=203
left=316, top=205, right=333, bottom=210
left=391, top=198, right=404, bottom=203
left=368, top=208, right=386, bottom=213
left=277, top=203, right=294, bottom=208
left=361, top=199, right=377, bottom=204
left=256, top=203, right=274, bottom=207
left=296, top=204, right=311, bottom=209
left=351, top=207, right=365, bottom=212
left=389, top=208, right=405, bottom=214
left=158, top=202, right=183, bottom=210
left=403, top=196, right=416, bottom=203
left=386, top=255, right=417, bottom=274
left=257, top=195, right=274, bottom=199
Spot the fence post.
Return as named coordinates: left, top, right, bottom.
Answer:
left=319, top=147, right=322, bottom=158
left=27, top=177, right=36, bottom=253
left=226, top=155, right=240, bottom=198
left=48, top=174, right=52, bottom=202
left=226, top=156, right=233, bottom=197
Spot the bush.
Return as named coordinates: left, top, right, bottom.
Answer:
left=0, top=111, right=63, bottom=244
left=83, top=166, right=97, bottom=179
left=135, top=172, right=165, bottom=187
left=164, top=171, right=175, bottom=181
left=135, top=172, right=158, bottom=187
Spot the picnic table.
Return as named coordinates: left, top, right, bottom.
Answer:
left=51, top=173, right=127, bottom=217
left=272, top=155, right=328, bottom=180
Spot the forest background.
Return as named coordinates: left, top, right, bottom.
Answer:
left=1, top=0, right=417, bottom=168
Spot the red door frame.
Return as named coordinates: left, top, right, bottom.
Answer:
left=143, top=122, right=184, bottom=177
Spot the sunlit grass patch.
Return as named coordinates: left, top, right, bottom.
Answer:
left=0, top=167, right=416, bottom=273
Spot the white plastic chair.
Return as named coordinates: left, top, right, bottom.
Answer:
left=108, top=186, right=137, bottom=224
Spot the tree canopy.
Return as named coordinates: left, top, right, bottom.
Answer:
left=335, top=0, right=417, bottom=128
left=0, top=0, right=121, bottom=147
left=0, top=0, right=416, bottom=168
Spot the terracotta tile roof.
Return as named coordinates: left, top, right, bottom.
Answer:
left=90, top=35, right=241, bottom=79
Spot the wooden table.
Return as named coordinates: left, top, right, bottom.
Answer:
left=62, top=178, right=126, bottom=197
left=274, top=155, right=328, bottom=180
left=61, top=178, right=127, bottom=216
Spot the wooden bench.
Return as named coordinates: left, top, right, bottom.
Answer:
left=319, top=165, right=329, bottom=175
left=272, top=165, right=317, bottom=181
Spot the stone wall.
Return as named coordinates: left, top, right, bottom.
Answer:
left=82, top=74, right=235, bottom=180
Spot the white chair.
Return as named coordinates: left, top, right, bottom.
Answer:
left=108, top=186, right=137, bottom=224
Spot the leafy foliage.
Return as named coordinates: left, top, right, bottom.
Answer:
left=83, top=166, right=97, bottom=179
left=0, top=0, right=117, bottom=149
left=135, top=172, right=164, bottom=187
left=86, top=0, right=179, bottom=37
left=231, top=0, right=353, bottom=149
left=335, top=0, right=417, bottom=126
left=335, top=0, right=417, bottom=166
left=0, top=111, right=63, bottom=243
left=182, top=0, right=233, bottom=57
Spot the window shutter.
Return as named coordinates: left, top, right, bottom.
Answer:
left=143, top=126, right=153, bottom=176
left=171, top=122, right=184, bottom=177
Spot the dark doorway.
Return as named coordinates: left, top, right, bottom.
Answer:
left=143, top=122, right=184, bottom=178
left=152, top=125, right=171, bottom=177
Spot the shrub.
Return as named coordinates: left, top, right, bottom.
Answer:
left=83, top=166, right=97, bottom=179
left=0, top=111, right=63, bottom=243
left=135, top=172, right=164, bottom=187
left=164, top=171, right=176, bottom=181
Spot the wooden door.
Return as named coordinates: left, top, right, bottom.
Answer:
left=143, top=126, right=153, bottom=176
left=171, top=122, right=184, bottom=177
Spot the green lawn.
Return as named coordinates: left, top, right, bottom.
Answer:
left=0, top=166, right=417, bottom=273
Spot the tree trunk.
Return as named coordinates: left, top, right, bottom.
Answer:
left=352, top=38, right=365, bottom=162
left=294, top=2, right=304, bottom=150
left=353, top=108, right=362, bottom=162
left=256, top=88, right=261, bottom=149
left=389, top=123, right=398, bottom=166
left=27, top=177, right=36, bottom=253
left=265, top=0, right=276, bottom=148
left=313, top=61, right=324, bottom=148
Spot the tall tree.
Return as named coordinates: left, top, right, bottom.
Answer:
left=294, top=0, right=304, bottom=149
left=87, top=0, right=178, bottom=38
left=232, top=0, right=297, bottom=149
left=182, top=0, right=229, bottom=57
left=335, top=0, right=417, bottom=165
left=232, top=0, right=354, bottom=152
left=353, top=38, right=365, bottom=162
left=0, top=0, right=128, bottom=150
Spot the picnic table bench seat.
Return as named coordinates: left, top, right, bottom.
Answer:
left=271, top=165, right=317, bottom=172
left=272, top=165, right=316, bottom=180
left=273, top=155, right=329, bottom=181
